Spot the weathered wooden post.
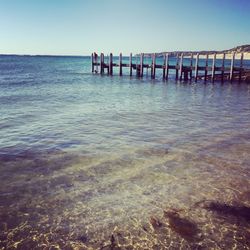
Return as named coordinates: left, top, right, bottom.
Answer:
left=119, top=53, right=122, bottom=76
left=135, top=55, right=139, bottom=77
left=129, top=53, right=133, bottom=76
left=106, top=54, right=109, bottom=74
left=190, top=53, right=193, bottom=79
left=91, top=53, right=94, bottom=72
left=102, top=53, right=105, bottom=74
left=100, top=53, right=104, bottom=74
left=230, top=52, right=235, bottom=82
left=211, top=53, right=216, bottom=82
left=195, top=53, right=199, bottom=82
left=239, top=53, right=244, bottom=83
left=175, top=53, right=179, bottom=80
left=99, top=53, right=101, bottom=74
left=221, top=53, right=225, bottom=82
left=109, top=53, right=113, bottom=75
left=95, top=53, right=99, bottom=73
left=163, top=54, right=166, bottom=79
left=204, top=54, right=208, bottom=81
left=162, top=53, right=168, bottom=80
left=165, top=53, right=169, bottom=80
left=151, top=54, right=153, bottom=78
left=151, top=53, right=156, bottom=79
left=140, top=53, right=144, bottom=77
left=179, top=53, right=184, bottom=80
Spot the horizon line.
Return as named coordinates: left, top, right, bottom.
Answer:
left=0, top=53, right=90, bottom=57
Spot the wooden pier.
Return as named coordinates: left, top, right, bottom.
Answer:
left=91, top=52, right=249, bottom=83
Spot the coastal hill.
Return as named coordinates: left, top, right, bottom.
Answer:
left=225, top=44, right=250, bottom=53
left=141, top=44, right=250, bottom=57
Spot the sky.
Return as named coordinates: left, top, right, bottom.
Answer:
left=0, top=0, right=250, bottom=55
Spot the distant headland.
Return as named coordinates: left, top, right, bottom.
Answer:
left=138, top=44, right=250, bottom=58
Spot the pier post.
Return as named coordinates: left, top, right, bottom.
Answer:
left=140, top=53, right=144, bottom=77
left=204, top=54, right=208, bottom=81
left=136, top=55, right=139, bottom=77
left=175, top=53, right=179, bottom=80
left=151, top=53, right=156, bottom=79
left=165, top=53, right=169, bottom=80
left=190, top=53, right=193, bottom=79
left=106, top=54, right=109, bottom=74
left=195, top=53, right=199, bottom=82
left=230, top=52, right=235, bottom=82
left=102, top=53, right=105, bottom=74
left=91, top=53, right=94, bottom=72
left=150, top=55, right=153, bottom=77
left=239, top=53, right=244, bottom=83
left=163, top=54, right=166, bottom=79
left=221, top=53, right=225, bottom=82
left=109, top=53, right=113, bottom=75
left=179, top=53, right=184, bottom=80
left=100, top=53, right=104, bottom=74
left=119, top=53, right=122, bottom=76
left=211, top=53, right=216, bottom=82
left=99, top=53, right=101, bottom=74
left=129, top=53, right=133, bottom=76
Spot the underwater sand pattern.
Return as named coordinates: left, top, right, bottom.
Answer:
left=0, top=133, right=250, bottom=249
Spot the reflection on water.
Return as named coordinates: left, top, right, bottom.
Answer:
left=0, top=56, right=250, bottom=249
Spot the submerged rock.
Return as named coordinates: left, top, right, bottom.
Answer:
left=150, top=216, right=163, bottom=230
left=164, top=210, right=199, bottom=242
left=203, top=201, right=250, bottom=222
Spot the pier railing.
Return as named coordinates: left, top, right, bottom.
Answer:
left=91, top=52, right=249, bottom=83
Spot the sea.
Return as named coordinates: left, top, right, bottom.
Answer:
left=0, top=55, right=250, bottom=249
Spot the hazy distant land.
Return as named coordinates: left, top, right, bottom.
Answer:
left=140, top=44, right=250, bottom=59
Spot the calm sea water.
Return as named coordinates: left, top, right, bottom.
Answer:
left=0, top=55, right=250, bottom=249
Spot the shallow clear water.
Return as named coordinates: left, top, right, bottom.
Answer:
left=0, top=55, right=250, bottom=249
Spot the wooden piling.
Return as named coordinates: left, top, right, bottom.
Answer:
left=204, top=54, right=208, bottom=81
left=151, top=53, right=156, bottom=79
left=190, top=53, right=193, bottom=79
left=140, top=53, right=144, bottom=77
left=221, top=53, right=225, bottom=82
left=195, top=53, right=199, bottom=82
left=102, top=53, right=105, bottom=74
left=135, top=55, right=139, bottom=77
left=109, top=53, right=113, bottom=75
left=163, top=54, right=166, bottom=79
left=175, top=53, right=179, bottom=80
left=230, top=52, right=235, bottom=81
left=179, top=53, right=184, bottom=80
left=106, top=54, right=109, bottom=74
left=165, top=53, right=169, bottom=80
left=211, top=53, right=216, bottom=82
left=129, top=53, right=133, bottom=76
left=119, top=53, right=122, bottom=76
left=96, top=53, right=99, bottom=73
left=100, top=53, right=104, bottom=74
left=91, top=53, right=94, bottom=72
left=99, top=53, right=101, bottom=74
left=239, top=53, right=244, bottom=83
left=151, top=54, right=153, bottom=78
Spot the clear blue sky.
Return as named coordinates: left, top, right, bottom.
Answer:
left=0, top=0, right=249, bottom=55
